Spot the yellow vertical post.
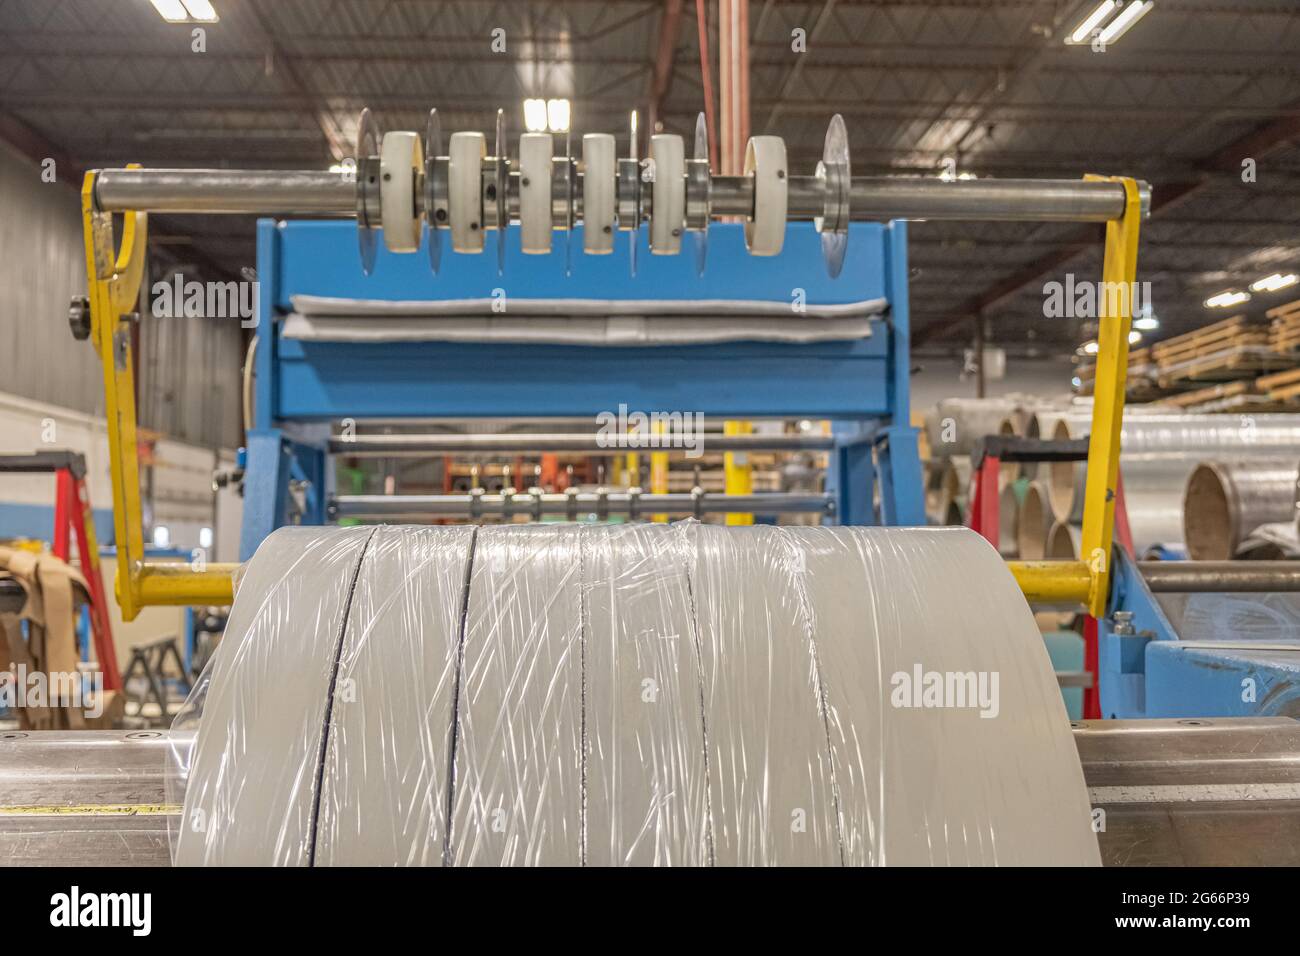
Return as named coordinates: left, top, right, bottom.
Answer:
left=1078, top=176, right=1143, bottom=617
left=650, top=420, right=669, bottom=522
left=723, top=420, right=753, bottom=525
left=82, top=172, right=149, bottom=621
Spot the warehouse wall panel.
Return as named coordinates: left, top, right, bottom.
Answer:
left=137, top=266, right=245, bottom=450
left=0, top=141, right=243, bottom=449
left=0, top=141, right=98, bottom=415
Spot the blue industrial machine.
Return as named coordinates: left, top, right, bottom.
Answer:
left=241, top=219, right=924, bottom=557
left=1102, top=550, right=1300, bottom=719
left=244, top=214, right=1300, bottom=723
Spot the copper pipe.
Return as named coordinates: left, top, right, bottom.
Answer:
left=695, top=0, right=719, bottom=171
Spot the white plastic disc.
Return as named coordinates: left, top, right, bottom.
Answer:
left=649, top=134, right=685, bottom=255
left=519, top=133, right=553, bottom=254
left=449, top=131, right=486, bottom=253
left=582, top=133, right=616, bottom=254
left=744, top=135, right=788, bottom=256
left=380, top=131, right=423, bottom=253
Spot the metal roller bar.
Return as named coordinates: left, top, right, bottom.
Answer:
left=327, top=432, right=837, bottom=456
left=330, top=491, right=835, bottom=520
left=845, top=177, right=1147, bottom=222
left=93, top=166, right=1149, bottom=225
left=95, top=168, right=355, bottom=214
left=1138, top=561, right=1300, bottom=593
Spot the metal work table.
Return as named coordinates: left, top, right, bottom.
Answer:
left=3, top=718, right=1296, bottom=866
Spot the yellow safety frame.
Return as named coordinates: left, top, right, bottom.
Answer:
left=82, top=171, right=1139, bottom=620
left=1007, top=176, right=1142, bottom=616
left=81, top=171, right=238, bottom=620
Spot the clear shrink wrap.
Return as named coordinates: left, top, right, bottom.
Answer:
left=171, top=522, right=1099, bottom=866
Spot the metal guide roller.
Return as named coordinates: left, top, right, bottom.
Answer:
left=744, top=135, right=788, bottom=256
left=518, top=132, right=553, bottom=254
left=448, top=131, right=487, bottom=254
left=91, top=108, right=1152, bottom=279
left=379, top=131, right=422, bottom=254
left=581, top=133, right=615, bottom=254
left=649, top=133, right=686, bottom=255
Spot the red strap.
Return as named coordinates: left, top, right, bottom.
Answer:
left=1082, top=615, right=1101, bottom=719
left=68, top=474, right=121, bottom=691
left=967, top=457, right=1002, bottom=553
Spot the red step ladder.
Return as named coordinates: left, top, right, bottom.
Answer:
left=1, top=452, right=121, bottom=690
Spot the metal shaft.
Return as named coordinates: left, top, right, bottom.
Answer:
left=846, top=177, right=1144, bottom=222
left=328, top=432, right=836, bottom=456
left=331, top=491, right=835, bottom=519
left=94, top=166, right=1149, bottom=224
left=1138, top=560, right=1300, bottom=593
left=94, top=168, right=356, bottom=214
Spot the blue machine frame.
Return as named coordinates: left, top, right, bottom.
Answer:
left=241, top=218, right=925, bottom=558
left=1102, top=547, right=1300, bottom=719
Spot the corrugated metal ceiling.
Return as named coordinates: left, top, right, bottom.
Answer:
left=0, top=0, right=1297, bottom=353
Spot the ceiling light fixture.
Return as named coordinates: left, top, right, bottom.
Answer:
left=1204, top=290, right=1251, bottom=309
left=150, top=0, right=219, bottom=22
left=1250, top=273, right=1299, bottom=294
left=546, top=98, right=571, bottom=133
left=1067, top=1, right=1117, bottom=43
left=1065, top=0, right=1152, bottom=46
left=524, top=98, right=571, bottom=133
left=149, top=0, right=190, bottom=20
left=523, top=98, right=548, bottom=133
left=1097, top=1, right=1153, bottom=45
left=180, top=0, right=219, bottom=21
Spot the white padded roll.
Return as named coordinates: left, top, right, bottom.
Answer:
left=582, top=133, right=616, bottom=254
left=744, top=135, right=788, bottom=256
left=784, top=526, right=1094, bottom=864
left=315, top=526, right=475, bottom=865
left=379, top=131, right=423, bottom=253
left=649, top=133, right=685, bottom=255
left=173, top=526, right=376, bottom=866
left=175, top=523, right=1100, bottom=867
left=449, top=525, right=584, bottom=865
left=584, top=525, right=709, bottom=865
left=518, top=133, right=554, bottom=254
left=448, top=131, right=486, bottom=253
left=691, top=525, right=839, bottom=864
